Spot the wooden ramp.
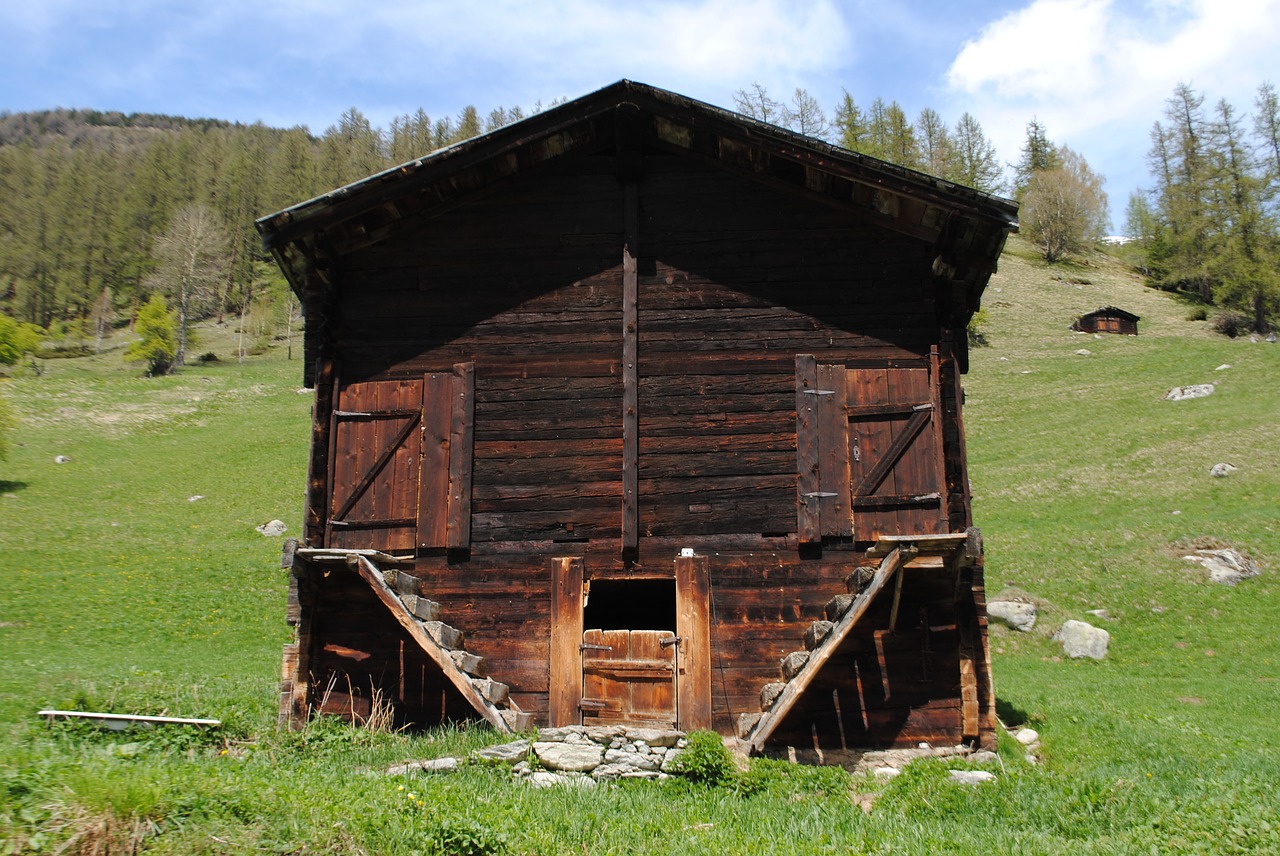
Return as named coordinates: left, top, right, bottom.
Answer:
left=297, top=549, right=532, bottom=733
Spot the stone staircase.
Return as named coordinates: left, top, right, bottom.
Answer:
left=381, top=564, right=535, bottom=733
left=739, top=534, right=974, bottom=753
left=298, top=548, right=533, bottom=733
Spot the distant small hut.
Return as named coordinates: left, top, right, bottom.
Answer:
left=1073, top=307, right=1139, bottom=335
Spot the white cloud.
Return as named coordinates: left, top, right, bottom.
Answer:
left=943, top=0, right=1280, bottom=221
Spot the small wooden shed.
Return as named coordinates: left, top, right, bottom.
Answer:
left=257, top=81, right=1019, bottom=754
left=1073, top=306, right=1139, bottom=335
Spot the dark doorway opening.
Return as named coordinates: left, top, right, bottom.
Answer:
left=583, top=578, right=676, bottom=631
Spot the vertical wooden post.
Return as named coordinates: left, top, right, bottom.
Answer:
left=675, top=554, right=712, bottom=730
left=549, top=557, right=585, bottom=726
left=621, top=182, right=639, bottom=551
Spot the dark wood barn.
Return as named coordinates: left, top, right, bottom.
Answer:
left=1072, top=306, right=1139, bottom=335
left=257, top=81, right=1019, bottom=755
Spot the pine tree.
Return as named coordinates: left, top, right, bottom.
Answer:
left=949, top=113, right=1003, bottom=193
left=915, top=108, right=953, bottom=178
left=1012, top=119, right=1059, bottom=198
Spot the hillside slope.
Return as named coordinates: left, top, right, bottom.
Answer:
left=0, top=243, right=1276, bottom=852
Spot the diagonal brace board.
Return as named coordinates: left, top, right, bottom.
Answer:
left=351, top=555, right=511, bottom=733
left=748, top=548, right=904, bottom=753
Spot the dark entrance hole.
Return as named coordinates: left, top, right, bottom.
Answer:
left=583, top=578, right=676, bottom=631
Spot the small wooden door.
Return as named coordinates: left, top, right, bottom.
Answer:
left=580, top=629, right=678, bottom=727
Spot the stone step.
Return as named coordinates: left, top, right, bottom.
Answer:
left=500, top=709, right=535, bottom=732
left=736, top=712, right=761, bottom=739
left=424, top=621, right=464, bottom=650
left=846, top=566, right=876, bottom=594
left=450, top=650, right=487, bottom=677
left=825, top=594, right=853, bottom=621
left=471, top=677, right=510, bottom=706
left=805, top=620, right=834, bottom=650
left=760, top=681, right=786, bottom=711
left=400, top=594, right=442, bottom=622
left=393, top=570, right=420, bottom=597
left=780, top=650, right=809, bottom=680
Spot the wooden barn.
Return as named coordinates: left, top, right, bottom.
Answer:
left=257, top=81, right=1019, bottom=755
left=1073, top=306, right=1139, bottom=335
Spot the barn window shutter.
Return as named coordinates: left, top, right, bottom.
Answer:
left=417, top=362, right=475, bottom=549
left=795, top=355, right=852, bottom=544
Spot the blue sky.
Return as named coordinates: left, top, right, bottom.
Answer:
left=3, top=0, right=1277, bottom=231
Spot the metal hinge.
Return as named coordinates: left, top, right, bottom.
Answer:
left=579, top=643, right=613, bottom=652
left=803, top=492, right=838, bottom=499
left=802, top=389, right=836, bottom=396
left=659, top=636, right=682, bottom=648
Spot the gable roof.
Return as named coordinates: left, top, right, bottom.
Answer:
left=1078, top=306, right=1140, bottom=322
left=256, top=80, right=1019, bottom=380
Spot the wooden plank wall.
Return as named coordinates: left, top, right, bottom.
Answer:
left=298, top=151, right=981, bottom=746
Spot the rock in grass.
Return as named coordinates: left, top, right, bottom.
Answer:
left=950, top=770, right=996, bottom=785
left=1183, top=549, right=1260, bottom=586
left=472, top=739, right=530, bottom=765
left=1164, top=384, right=1214, bottom=401
left=987, top=600, right=1037, bottom=632
left=1053, top=620, right=1109, bottom=659
left=1209, top=463, right=1237, bottom=477
left=255, top=519, right=287, bottom=536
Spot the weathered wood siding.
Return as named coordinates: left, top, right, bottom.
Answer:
left=298, top=150, right=981, bottom=746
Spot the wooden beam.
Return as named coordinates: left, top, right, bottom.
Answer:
left=675, top=554, right=712, bottom=730
left=351, top=555, right=510, bottom=733
left=549, top=557, right=585, bottom=726
left=748, top=548, right=904, bottom=754
left=621, top=182, right=639, bottom=551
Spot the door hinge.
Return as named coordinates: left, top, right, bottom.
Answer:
left=579, top=643, right=613, bottom=652
left=659, top=636, right=682, bottom=648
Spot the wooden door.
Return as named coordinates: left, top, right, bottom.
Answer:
left=327, top=379, right=424, bottom=551
left=580, top=629, right=678, bottom=727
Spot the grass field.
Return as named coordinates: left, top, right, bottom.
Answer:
left=1, top=239, right=1277, bottom=854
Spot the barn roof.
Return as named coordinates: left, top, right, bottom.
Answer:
left=1078, top=306, right=1141, bottom=322
left=256, top=80, right=1019, bottom=381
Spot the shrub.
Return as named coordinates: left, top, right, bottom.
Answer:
left=125, top=295, right=177, bottom=376
left=1211, top=310, right=1251, bottom=338
left=1186, top=307, right=1208, bottom=322
left=667, top=729, right=737, bottom=785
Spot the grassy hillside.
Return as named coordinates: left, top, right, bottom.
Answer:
left=1, top=242, right=1277, bottom=854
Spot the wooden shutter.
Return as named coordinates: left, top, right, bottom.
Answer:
left=417, top=362, right=475, bottom=550
left=795, top=355, right=852, bottom=544
left=846, top=364, right=947, bottom=538
left=326, top=379, right=424, bottom=551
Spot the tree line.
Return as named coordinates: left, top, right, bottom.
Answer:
left=0, top=101, right=548, bottom=354
left=1127, top=82, right=1280, bottom=332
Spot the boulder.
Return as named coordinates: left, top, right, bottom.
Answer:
left=1053, top=620, right=1109, bottom=659
left=1075, top=349, right=1092, bottom=356
left=1164, top=384, right=1214, bottom=401
left=1183, top=549, right=1260, bottom=585
left=987, top=600, right=1037, bottom=632
left=1013, top=728, right=1040, bottom=746
left=1209, top=463, right=1237, bottom=478
left=255, top=519, right=287, bottom=536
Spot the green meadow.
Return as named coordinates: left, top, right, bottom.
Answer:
left=1, top=237, right=1277, bottom=854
